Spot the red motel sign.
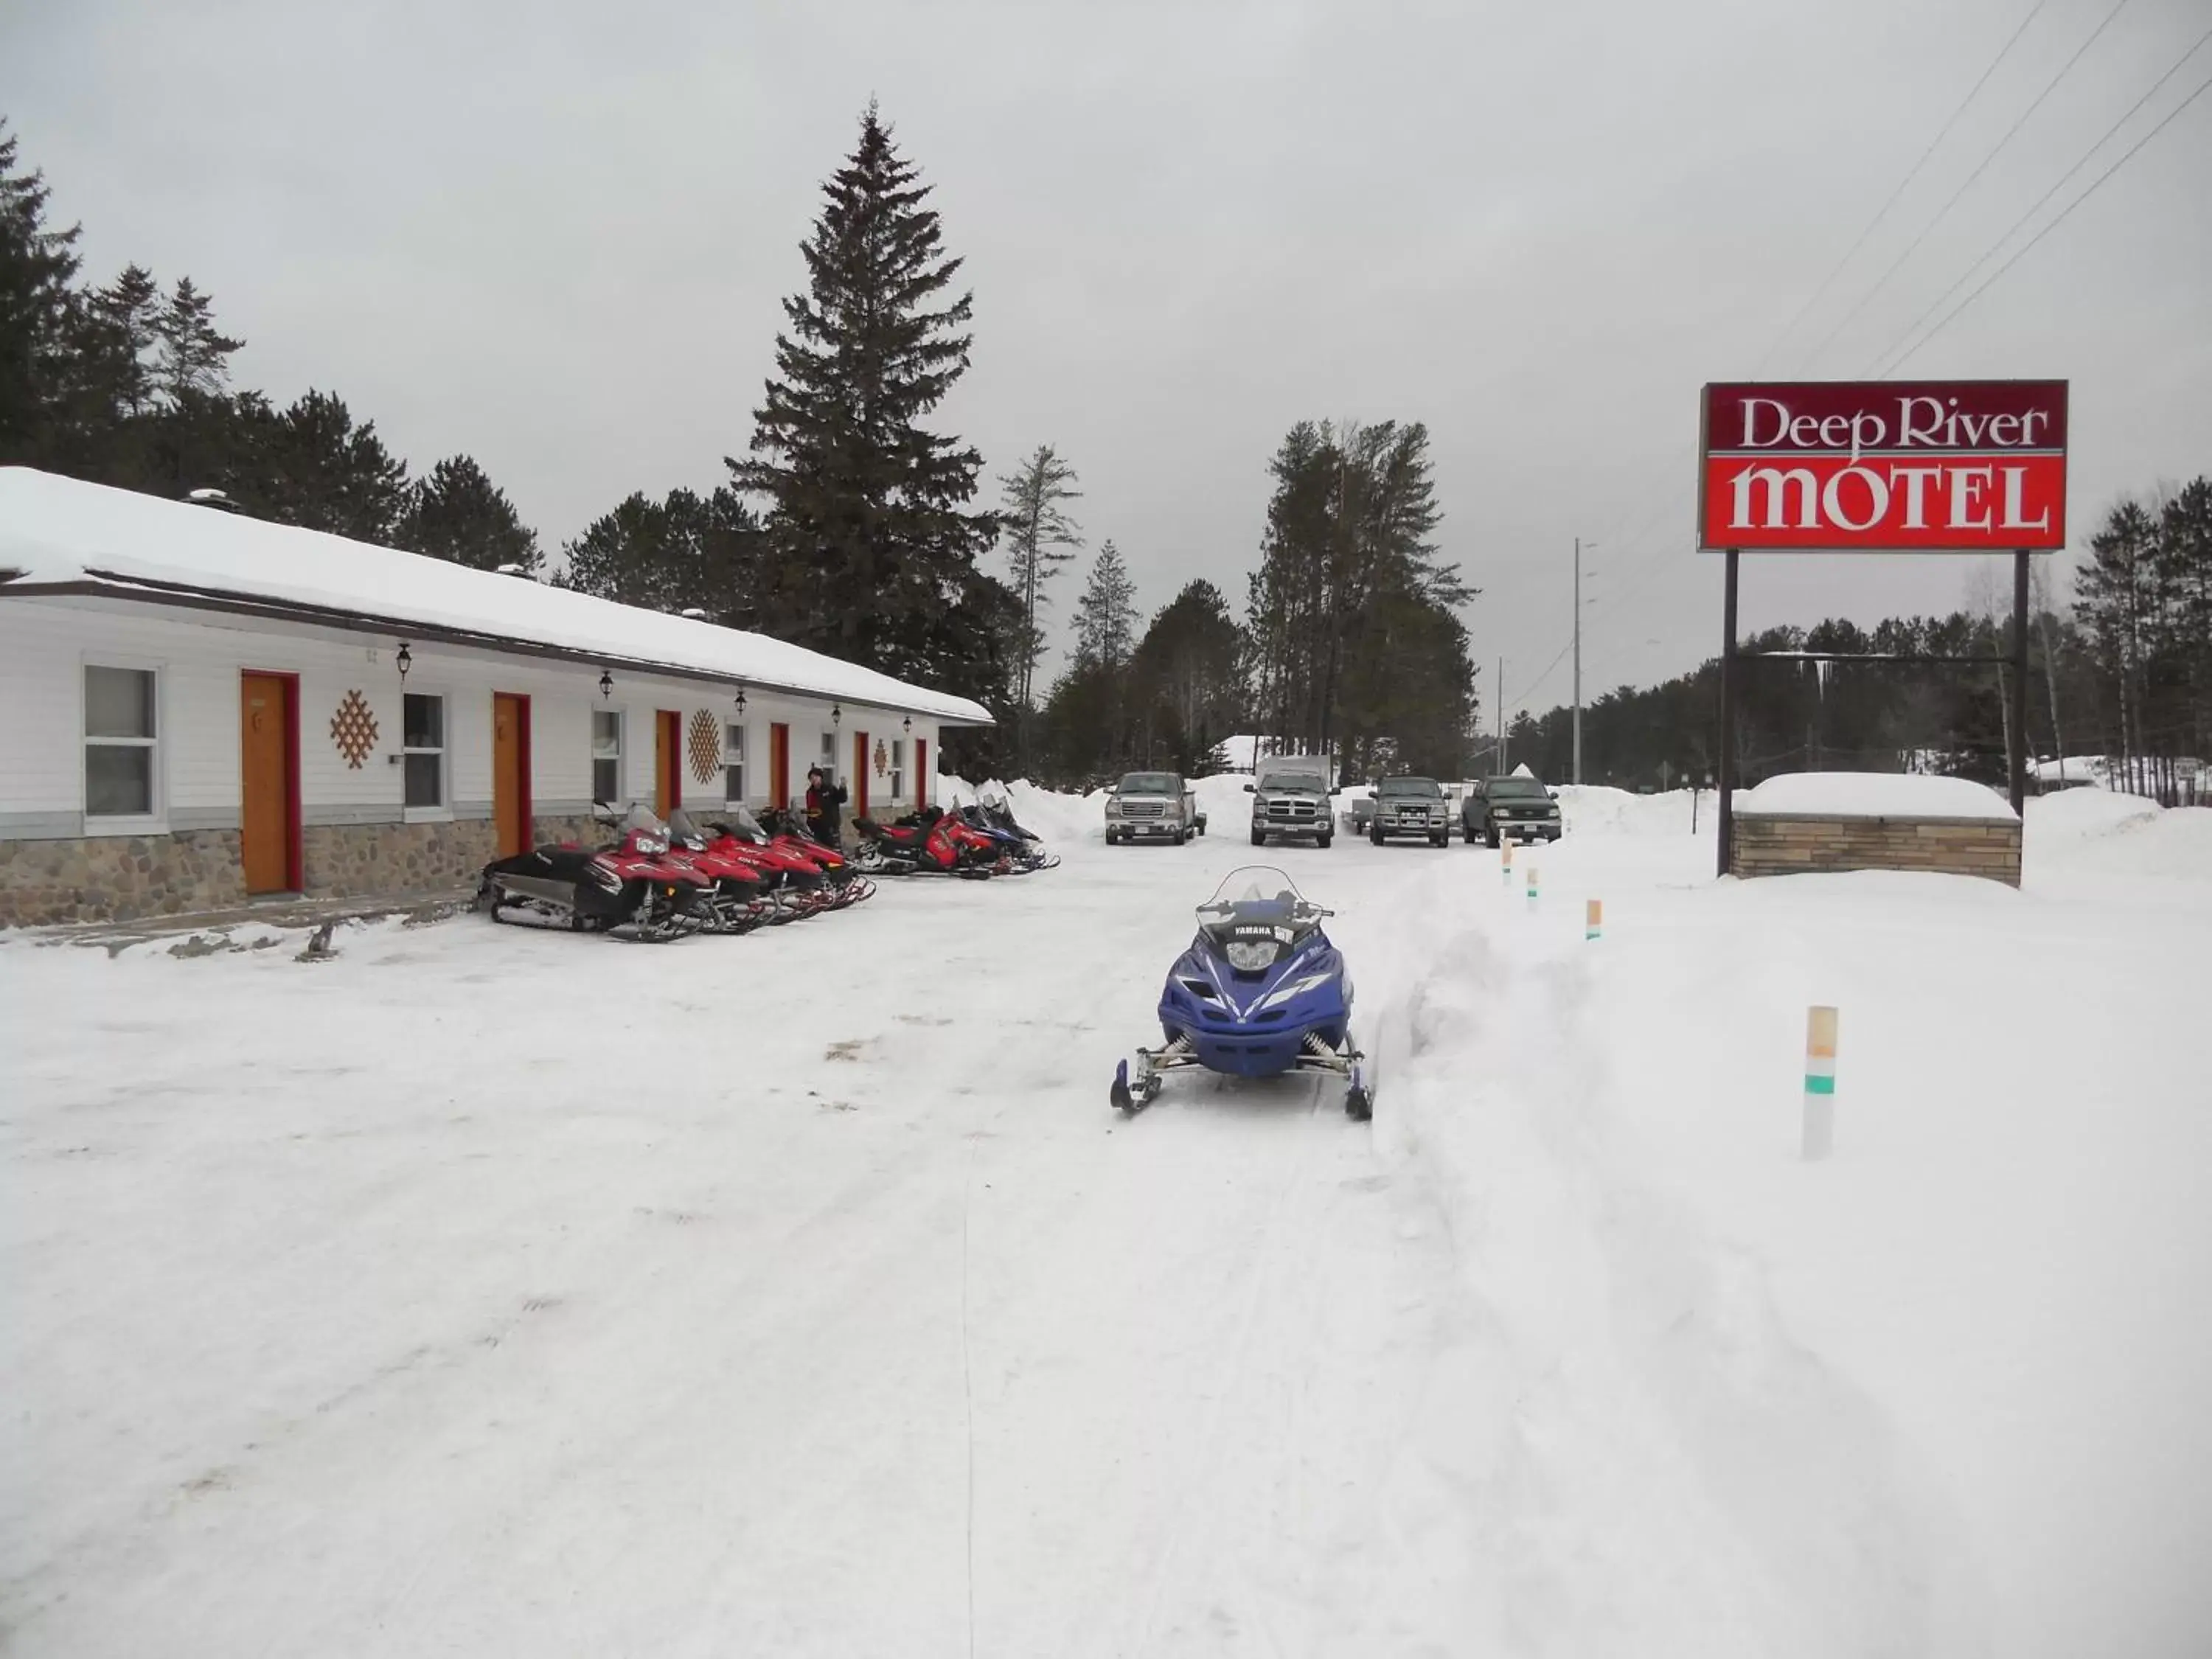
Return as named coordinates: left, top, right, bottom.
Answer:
left=1699, top=380, right=2067, bottom=552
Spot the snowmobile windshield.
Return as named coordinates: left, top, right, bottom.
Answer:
left=667, top=809, right=705, bottom=845
left=1196, top=866, right=1326, bottom=970
left=622, top=804, right=671, bottom=855
left=728, top=805, right=767, bottom=840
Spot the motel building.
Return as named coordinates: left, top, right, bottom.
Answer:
left=0, top=467, right=992, bottom=929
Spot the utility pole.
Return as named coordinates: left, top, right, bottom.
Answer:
left=1570, top=538, right=1603, bottom=784
left=1497, top=657, right=1507, bottom=774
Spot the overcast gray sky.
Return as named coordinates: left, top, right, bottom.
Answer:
left=7, top=0, right=2209, bottom=721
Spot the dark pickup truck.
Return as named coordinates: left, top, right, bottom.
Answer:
left=1462, top=775, right=1563, bottom=846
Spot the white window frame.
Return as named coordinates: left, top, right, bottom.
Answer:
left=818, top=730, right=838, bottom=783
left=82, top=659, right=167, bottom=835
left=401, top=689, right=452, bottom=823
left=723, top=720, right=748, bottom=805
left=888, top=737, right=905, bottom=802
left=591, top=708, right=625, bottom=810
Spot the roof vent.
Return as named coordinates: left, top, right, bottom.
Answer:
left=184, top=487, right=242, bottom=513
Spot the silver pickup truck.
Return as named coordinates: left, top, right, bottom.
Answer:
left=1369, top=776, right=1453, bottom=845
left=1105, top=771, right=1204, bottom=844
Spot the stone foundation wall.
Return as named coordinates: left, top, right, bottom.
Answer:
left=1, top=812, right=621, bottom=929
left=1732, top=813, right=2022, bottom=886
left=0, top=830, right=249, bottom=928
left=302, top=818, right=500, bottom=899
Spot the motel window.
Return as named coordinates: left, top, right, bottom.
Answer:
left=84, top=665, right=159, bottom=820
left=724, top=723, right=747, bottom=804
left=888, top=737, right=905, bottom=801
left=592, top=710, right=623, bottom=807
left=403, top=693, right=446, bottom=810
left=819, top=731, right=837, bottom=783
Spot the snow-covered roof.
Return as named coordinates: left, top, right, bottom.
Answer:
left=0, top=467, right=992, bottom=724
left=1739, top=771, right=2019, bottom=822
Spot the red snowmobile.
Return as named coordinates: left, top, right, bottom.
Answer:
left=851, top=804, right=1006, bottom=878
left=479, top=806, right=714, bottom=941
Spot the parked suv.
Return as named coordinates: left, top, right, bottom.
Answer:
left=1246, top=757, right=1335, bottom=847
left=1463, top=774, right=1563, bottom=846
left=1105, top=771, right=1203, bottom=844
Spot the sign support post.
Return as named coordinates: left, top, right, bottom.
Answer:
left=1717, top=548, right=1739, bottom=879
left=2010, top=549, right=2031, bottom=818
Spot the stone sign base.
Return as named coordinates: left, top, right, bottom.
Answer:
left=1731, top=812, right=2022, bottom=887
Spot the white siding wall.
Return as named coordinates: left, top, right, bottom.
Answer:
left=0, top=599, right=951, bottom=838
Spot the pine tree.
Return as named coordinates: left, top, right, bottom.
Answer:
left=154, top=276, right=243, bottom=405
left=1129, top=579, right=1248, bottom=773
left=2076, top=499, right=2162, bottom=788
left=251, top=389, right=411, bottom=543
left=558, top=486, right=762, bottom=622
left=728, top=102, right=1001, bottom=693
left=397, top=455, right=542, bottom=573
left=0, top=119, right=83, bottom=465
left=2156, top=479, right=2212, bottom=767
left=1245, top=418, right=1467, bottom=759
left=1072, top=540, right=1138, bottom=672
left=998, top=442, right=1084, bottom=705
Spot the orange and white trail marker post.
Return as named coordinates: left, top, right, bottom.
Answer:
left=1803, top=1005, right=1838, bottom=1161
left=1585, top=898, right=1602, bottom=942
left=1500, top=840, right=1514, bottom=886
left=1525, top=866, right=1539, bottom=908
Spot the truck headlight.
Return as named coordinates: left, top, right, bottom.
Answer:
left=1105, top=800, right=1123, bottom=816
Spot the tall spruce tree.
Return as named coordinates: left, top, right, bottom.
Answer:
left=728, top=102, right=1002, bottom=694
left=0, top=119, right=83, bottom=466
left=1072, top=539, right=1138, bottom=672
left=398, top=455, right=542, bottom=573
left=998, top=442, right=1084, bottom=705
left=154, top=276, right=243, bottom=406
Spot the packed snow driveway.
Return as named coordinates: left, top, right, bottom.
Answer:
left=2, top=835, right=1485, bottom=1656
left=9, top=794, right=2206, bottom=1657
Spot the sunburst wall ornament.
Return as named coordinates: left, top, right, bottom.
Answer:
left=687, top=709, right=720, bottom=783
left=873, top=737, right=889, bottom=778
left=330, top=689, right=379, bottom=768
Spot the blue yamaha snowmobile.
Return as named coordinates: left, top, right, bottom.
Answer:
left=1112, top=866, right=1371, bottom=1119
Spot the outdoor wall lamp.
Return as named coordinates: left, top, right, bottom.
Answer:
left=832, top=703, right=842, bottom=727
left=902, top=714, right=911, bottom=734
left=395, top=642, right=411, bottom=681
left=734, top=685, right=748, bottom=717
left=599, top=671, right=613, bottom=700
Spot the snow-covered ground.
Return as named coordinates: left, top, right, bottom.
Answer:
left=4, top=779, right=2209, bottom=1656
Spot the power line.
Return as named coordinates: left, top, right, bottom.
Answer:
left=1867, top=22, right=2212, bottom=375
left=1798, top=0, right=2136, bottom=371
left=1750, top=0, right=2053, bottom=378
left=1504, top=3, right=2067, bottom=711
left=1887, top=68, right=2212, bottom=367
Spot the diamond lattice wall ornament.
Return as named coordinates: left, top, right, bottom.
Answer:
left=330, top=689, right=379, bottom=768
left=874, top=737, right=889, bottom=777
left=687, top=709, right=720, bottom=783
